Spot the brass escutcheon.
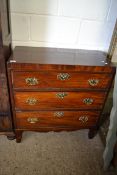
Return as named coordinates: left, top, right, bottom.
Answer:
left=26, top=98, right=38, bottom=105
left=25, top=77, right=39, bottom=85
left=79, top=116, right=89, bottom=123
left=54, top=112, right=64, bottom=118
left=56, top=92, right=68, bottom=99
left=57, top=73, right=70, bottom=81
left=83, top=98, right=93, bottom=105
left=27, top=117, right=39, bottom=124
left=88, top=79, right=99, bottom=86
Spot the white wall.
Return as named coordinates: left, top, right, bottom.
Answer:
left=10, top=0, right=117, bottom=51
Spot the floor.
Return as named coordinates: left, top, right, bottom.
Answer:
left=0, top=130, right=116, bottom=175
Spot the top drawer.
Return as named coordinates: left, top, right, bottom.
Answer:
left=12, top=71, right=113, bottom=90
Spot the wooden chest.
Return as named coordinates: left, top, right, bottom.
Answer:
left=0, top=0, right=15, bottom=139
left=7, top=46, right=116, bottom=142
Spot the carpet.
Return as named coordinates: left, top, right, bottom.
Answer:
left=0, top=130, right=116, bottom=175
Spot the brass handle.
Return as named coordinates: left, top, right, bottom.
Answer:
left=79, top=116, right=88, bottom=123
left=88, top=79, right=99, bottom=86
left=27, top=117, right=39, bottom=123
left=83, top=98, right=93, bottom=105
left=57, top=73, right=70, bottom=81
left=26, top=98, right=38, bottom=105
left=25, top=77, right=39, bottom=85
left=54, top=112, right=64, bottom=118
left=56, top=92, right=68, bottom=99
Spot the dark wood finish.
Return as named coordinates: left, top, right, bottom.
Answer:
left=7, top=46, right=116, bottom=142
left=15, top=111, right=99, bottom=129
left=0, top=0, right=14, bottom=138
left=88, top=128, right=98, bottom=139
left=12, top=71, right=113, bottom=90
left=14, top=91, right=106, bottom=110
left=7, top=135, right=15, bottom=140
left=8, top=46, right=112, bottom=66
left=9, top=63, right=114, bottom=73
left=15, top=130, right=23, bottom=143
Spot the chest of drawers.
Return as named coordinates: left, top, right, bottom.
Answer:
left=7, top=46, right=116, bottom=143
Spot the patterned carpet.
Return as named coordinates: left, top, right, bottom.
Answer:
left=0, top=130, right=116, bottom=175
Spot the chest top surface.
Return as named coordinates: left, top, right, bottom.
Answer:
left=9, top=46, right=111, bottom=66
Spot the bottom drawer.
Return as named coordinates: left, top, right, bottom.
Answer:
left=15, top=111, right=100, bottom=129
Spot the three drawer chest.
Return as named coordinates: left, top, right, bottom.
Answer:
left=7, top=46, right=116, bottom=143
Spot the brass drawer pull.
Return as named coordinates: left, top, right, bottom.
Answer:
left=54, top=112, right=64, bottom=118
left=56, top=92, right=68, bottom=99
left=79, top=116, right=89, bottom=123
left=25, top=77, right=39, bottom=85
left=83, top=98, right=93, bottom=105
left=57, top=73, right=70, bottom=81
left=26, top=98, right=38, bottom=105
left=27, top=117, right=39, bottom=124
left=88, top=79, right=99, bottom=86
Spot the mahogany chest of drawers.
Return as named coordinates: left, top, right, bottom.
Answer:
left=7, top=46, right=116, bottom=143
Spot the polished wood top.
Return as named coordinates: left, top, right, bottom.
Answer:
left=9, top=46, right=111, bottom=66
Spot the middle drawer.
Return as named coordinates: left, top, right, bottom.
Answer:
left=14, top=91, right=106, bottom=110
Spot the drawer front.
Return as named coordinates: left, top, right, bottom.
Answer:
left=15, top=111, right=99, bottom=129
left=14, top=91, right=106, bottom=110
left=12, top=71, right=112, bottom=89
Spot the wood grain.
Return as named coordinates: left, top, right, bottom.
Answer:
left=16, top=111, right=99, bottom=129
left=7, top=46, right=116, bottom=142
left=14, top=91, right=106, bottom=110
left=12, top=71, right=113, bottom=90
